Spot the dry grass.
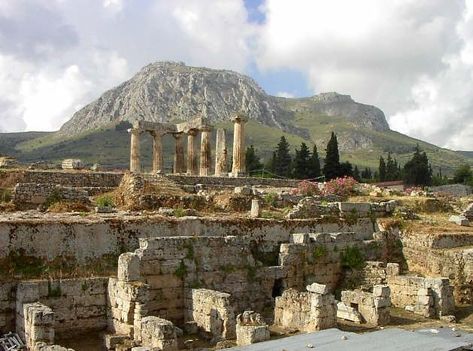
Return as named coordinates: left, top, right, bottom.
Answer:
left=48, top=201, right=91, bottom=213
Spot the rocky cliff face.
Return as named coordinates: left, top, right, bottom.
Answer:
left=59, top=62, right=390, bottom=137
left=60, top=61, right=293, bottom=135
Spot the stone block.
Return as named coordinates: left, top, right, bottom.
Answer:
left=291, top=233, right=309, bottom=244
left=118, top=253, right=141, bottom=282
left=449, top=215, right=469, bottom=226
left=306, top=283, right=330, bottom=295
left=236, top=325, right=270, bottom=346
left=140, top=316, right=178, bottom=351
left=338, top=202, right=371, bottom=215
left=373, top=285, right=390, bottom=298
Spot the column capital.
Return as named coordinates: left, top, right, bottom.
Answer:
left=187, top=128, right=199, bottom=136
left=200, top=126, right=213, bottom=133
left=171, top=132, right=183, bottom=139
left=232, top=113, right=248, bottom=124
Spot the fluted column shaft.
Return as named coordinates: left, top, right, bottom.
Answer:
left=173, top=134, right=185, bottom=174
left=187, top=130, right=199, bottom=175
left=130, top=129, right=141, bottom=173
left=231, top=115, right=247, bottom=176
left=152, top=132, right=163, bottom=173
left=215, top=128, right=227, bottom=176
left=200, top=128, right=212, bottom=176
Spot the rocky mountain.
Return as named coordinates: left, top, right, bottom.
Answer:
left=3, top=61, right=471, bottom=173
left=60, top=62, right=388, bottom=139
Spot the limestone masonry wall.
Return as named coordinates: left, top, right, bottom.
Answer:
left=165, top=174, right=299, bottom=188
left=15, top=278, right=108, bottom=339
left=22, top=171, right=123, bottom=188
left=0, top=217, right=376, bottom=264
left=13, top=183, right=90, bottom=209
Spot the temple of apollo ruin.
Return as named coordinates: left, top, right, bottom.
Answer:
left=129, top=114, right=248, bottom=177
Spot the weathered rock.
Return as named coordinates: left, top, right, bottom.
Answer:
left=449, top=215, right=469, bottom=226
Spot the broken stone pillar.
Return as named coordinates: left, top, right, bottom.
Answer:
left=140, top=317, right=178, bottom=351
left=130, top=129, right=141, bottom=173
left=151, top=132, right=163, bottom=174
left=23, top=302, right=55, bottom=350
left=173, top=133, right=185, bottom=174
left=214, top=128, right=227, bottom=176
left=236, top=311, right=270, bottom=346
left=231, top=113, right=248, bottom=177
left=250, top=198, right=261, bottom=218
left=274, top=283, right=336, bottom=332
left=199, top=127, right=212, bottom=176
left=187, top=130, right=199, bottom=175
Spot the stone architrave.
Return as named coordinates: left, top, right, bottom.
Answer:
left=231, top=113, right=248, bottom=177
left=187, top=130, right=199, bottom=175
left=151, top=132, right=164, bottom=174
left=173, top=134, right=185, bottom=174
left=130, top=128, right=141, bottom=173
left=215, top=128, right=227, bottom=176
left=200, top=127, right=212, bottom=176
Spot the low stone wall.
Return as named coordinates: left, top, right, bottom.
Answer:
left=339, top=286, right=391, bottom=326
left=23, top=302, right=55, bottom=350
left=12, top=183, right=90, bottom=209
left=186, top=289, right=236, bottom=340
left=387, top=275, right=455, bottom=318
left=22, top=170, right=123, bottom=188
left=0, top=216, right=377, bottom=265
left=165, top=174, right=299, bottom=188
left=16, top=278, right=108, bottom=339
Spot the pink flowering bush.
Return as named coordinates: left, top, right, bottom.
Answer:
left=292, top=180, right=321, bottom=196
left=323, top=176, right=358, bottom=198
left=404, top=186, right=423, bottom=196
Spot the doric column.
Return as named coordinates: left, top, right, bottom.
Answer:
left=214, top=128, right=227, bottom=176
left=231, top=114, right=248, bottom=177
left=130, top=128, right=141, bottom=173
left=173, top=133, right=185, bottom=174
left=199, top=127, right=212, bottom=176
left=151, top=132, right=163, bottom=174
left=187, top=130, right=199, bottom=175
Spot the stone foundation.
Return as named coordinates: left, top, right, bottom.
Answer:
left=140, top=316, right=178, bottom=351
left=338, top=285, right=391, bottom=326
left=186, top=289, right=236, bottom=340
left=274, top=283, right=336, bottom=332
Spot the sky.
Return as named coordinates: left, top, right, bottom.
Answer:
left=0, top=0, right=473, bottom=150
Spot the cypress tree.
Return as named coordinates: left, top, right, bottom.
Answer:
left=245, top=145, right=262, bottom=175
left=274, top=136, right=292, bottom=177
left=340, top=161, right=353, bottom=177
left=308, top=145, right=322, bottom=179
left=293, top=142, right=311, bottom=179
left=403, top=145, right=432, bottom=186
left=353, top=166, right=361, bottom=181
left=323, top=132, right=341, bottom=180
left=379, top=156, right=387, bottom=181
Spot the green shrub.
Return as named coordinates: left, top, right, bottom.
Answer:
left=0, top=188, right=11, bottom=203
left=173, top=208, right=186, bottom=217
left=263, top=192, right=278, bottom=207
left=96, top=194, right=115, bottom=208
left=313, top=245, right=327, bottom=260
left=45, top=188, right=63, bottom=208
left=341, top=246, right=365, bottom=269
left=174, top=260, right=187, bottom=279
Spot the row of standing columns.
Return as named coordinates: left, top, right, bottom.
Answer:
left=129, top=115, right=247, bottom=177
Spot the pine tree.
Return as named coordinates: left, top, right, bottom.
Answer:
left=245, top=145, right=262, bottom=175
left=379, top=156, right=387, bottom=181
left=308, top=145, right=321, bottom=179
left=323, top=132, right=341, bottom=180
left=362, top=167, right=372, bottom=180
left=403, top=145, right=432, bottom=186
left=293, top=142, right=311, bottom=179
left=274, top=136, right=292, bottom=177
left=340, top=161, right=353, bottom=177
left=353, top=166, right=361, bottom=181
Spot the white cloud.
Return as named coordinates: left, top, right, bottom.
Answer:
left=0, top=0, right=254, bottom=132
left=276, top=91, right=295, bottom=98
left=257, top=0, right=473, bottom=149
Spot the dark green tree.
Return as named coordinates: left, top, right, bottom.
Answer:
left=361, top=167, right=372, bottom=180
left=353, top=166, right=361, bottom=181
left=340, top=161, right=354, bottom=177
left=308, top=145, right=322, bottom=179
left=379, top=156, right=387, bottom=181
left=403, top=145, right=432, bottom=186
left=293, top=142, right=311, bottom=179
left=323, top=132, right=341, bottom=180
left=273, top=136, right=292, bottom=177
left=453, top=164, right=473, bottom=184
left=245, top=145, right=263, bottom=175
